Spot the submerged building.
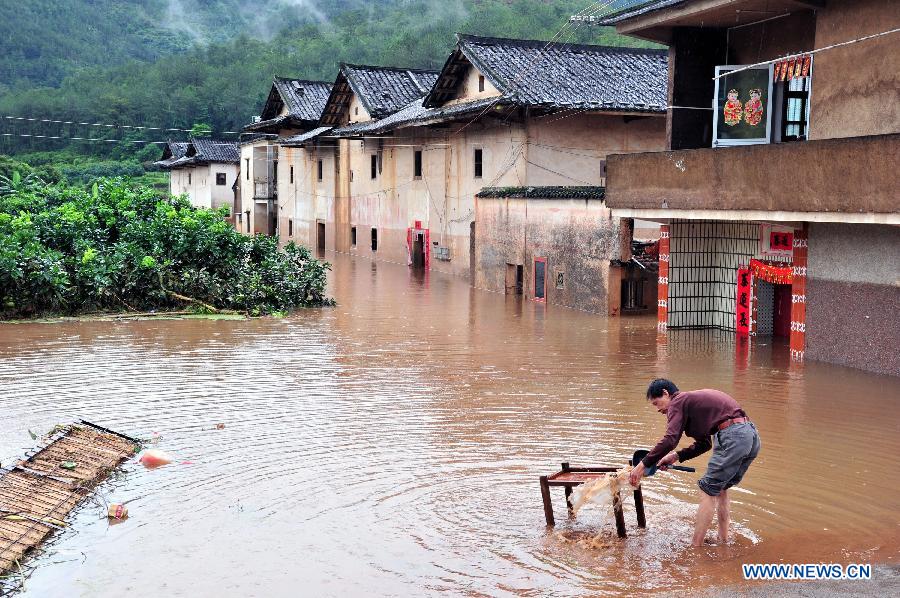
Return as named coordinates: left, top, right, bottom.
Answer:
left=602, top=0, right=900, bottom=375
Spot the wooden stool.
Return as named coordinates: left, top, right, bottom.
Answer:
left=539, top=462, right=646, bottom=538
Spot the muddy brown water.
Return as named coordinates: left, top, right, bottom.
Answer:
left=0, top=252, right=898, bottom=596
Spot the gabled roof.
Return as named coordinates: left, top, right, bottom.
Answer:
left=190, top=138, right=240, bottom=163
left=319, top=64, right=440, bottom=126
left=154, top=141, right=190, bottom=167
left=424, top=34, right=668, bottom=113
left=156, top=138, right=239, bottom=169
left=244, top=78, right=332, bottom=132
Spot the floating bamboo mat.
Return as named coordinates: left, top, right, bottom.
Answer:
left=0, top=423, right=137, bottom=575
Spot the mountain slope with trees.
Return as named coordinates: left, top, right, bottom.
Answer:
left=0, top=0, right=656, bottom=164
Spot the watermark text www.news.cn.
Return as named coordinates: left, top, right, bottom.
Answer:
left=742, top=563, right=871, bottom=580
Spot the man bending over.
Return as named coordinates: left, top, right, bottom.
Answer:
left=628, top=379, right=761, bottom=546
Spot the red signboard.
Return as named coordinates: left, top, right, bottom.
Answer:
left=736, top=266, right=752, bottom=335
left=769, top=231, right=794, bottom=253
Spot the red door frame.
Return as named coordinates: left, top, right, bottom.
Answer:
left=533, top=257, right=547, bottom=303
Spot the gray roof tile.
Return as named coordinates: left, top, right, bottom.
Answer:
left=425, top=34, right=668, bottom=112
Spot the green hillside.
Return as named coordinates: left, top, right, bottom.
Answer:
left=0, top=0, right=657, bottom=162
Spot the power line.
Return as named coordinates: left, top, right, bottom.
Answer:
left=0, top=133, right=169, bottom=145
left=1, top=115, right=241, bottom=135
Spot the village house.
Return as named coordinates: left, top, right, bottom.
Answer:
left=156, top=138, right=240, bottom=211
left=602, top=0, right=900, bottom=375
left=279, top=64, right=439, bottom=253
left=238, top=77, right=332, bottom=236
left=304, top=35, right=668, bottom=314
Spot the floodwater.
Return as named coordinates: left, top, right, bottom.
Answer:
left=0, top=252, right=898, bottom=597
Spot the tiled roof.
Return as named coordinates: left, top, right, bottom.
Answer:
left=279, top=126, right=333, bottom=146
left=272, top=78, right=333, bottom=121
left=244, top=78, right=332, bottom=132
left=425, top=34, right=668, bottom=112
left=156, top=138, right=239, bottom=169
left=154, top=141, right=190, bottom=167
left=330, top=96, right=501, bottom=136
left=320, top=64, right=440, bottom=125
left=599, top=0, right=685, bottom=25
left=190, top=138, right=240, bottom=163
left=476, top=186, right=606, bottom=200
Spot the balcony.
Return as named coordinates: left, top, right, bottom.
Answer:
left=606, top=134, right=899, bottom=220
left=253, top=181, right=276, bottom=200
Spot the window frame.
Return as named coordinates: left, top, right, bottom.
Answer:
left=317, top=159, right=323, bottom=182
left=473, top=148, right=483, bottom=179
left=215, top=172, right=227, bottom=186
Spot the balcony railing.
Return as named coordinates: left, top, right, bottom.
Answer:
left=253, top=181, right=276, bottom=200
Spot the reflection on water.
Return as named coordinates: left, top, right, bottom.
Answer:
left=0, top=252, right=898, bottom=597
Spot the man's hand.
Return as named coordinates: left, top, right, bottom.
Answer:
left=657, top=451, right=679, bottom=471
left=628, top=461, right=646, bottom=486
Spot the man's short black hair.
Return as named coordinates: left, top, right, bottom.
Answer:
left=647, top=378, right=679, bottom=399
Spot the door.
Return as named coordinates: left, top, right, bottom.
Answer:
left=317, top=222, right=326, bottom=252
left=534, top=258, right=546, bottom=302
left=773, top=283, right=792, bottom=337
left=505, top=264, right=517, bottom=294
left=413, top=233, right=426, bottom=269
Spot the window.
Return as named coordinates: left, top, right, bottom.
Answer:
left=216, top=172, right=226, bottom=186
left=245, top=158, right=250, bottom=180
left=354, top=106, right=359, bottom=116
left=290, top=166, right=294, bottom=184
left=317, top=159, right=323, bottom=182
left=350, top=170, right=354, bottom=182
left=245, top=211, right=250, bottom=233
left=351, top=226, right=357, bottom=246
left=478, top=75, right=485, bottom=93
left=781, top=77, right=810, bottom=142
left=288, top=219, right=293, bottom=237
left=473, top=148, right=483, bottom=178
left=371, top=228, right=378, bottom=251
left=371, top=154, right=377, bottom=179
left=414, top=150, right=422, bottom=178
left=188, top=172, right=192, bottom=185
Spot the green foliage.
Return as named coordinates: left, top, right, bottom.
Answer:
left=190, top=123, right=213, bottom=138
left=0, top=1, right=658, bottom=161
left=0, top=176, right=333, bottom=318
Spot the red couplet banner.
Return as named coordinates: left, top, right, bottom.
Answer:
left=736, top=266, right=752, bottom=335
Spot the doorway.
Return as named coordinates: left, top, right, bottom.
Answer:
left=317, top=221, right=325, bottom=252
left=773, top=284, right=792, bottom=338
left=534, top=258, right=546, bottom=302
left=413, top=232, right=426, bottom=269
left=505, top=263, right=524, bottom=295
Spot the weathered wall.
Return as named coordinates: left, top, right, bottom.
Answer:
left=169, top=166, right=211, bottom=209
left=278, top=143, right=337, bottom=251
left=474, top=196, right=621, bottom=313
left=210, top=164, right=239, bottom=211
left=339, top=111, right=665, bottom=280
left=810, top=0, right=900, bottom=140
left=808, top=223, right=900, bottom=285
left=805, top=222, right=900, bottom=376
left=448, top=63, right=502, bottom=104
left=606, top=133, right=900, bottom=214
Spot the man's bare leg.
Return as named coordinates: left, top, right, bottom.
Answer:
left=692, top=491, right=717, bottom=547
left=716, top=489, right=730, bottom=544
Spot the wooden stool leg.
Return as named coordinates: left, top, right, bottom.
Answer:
left=561, top=463, right=573, bottom=515
left=613, top=489, right=627, bottom=538
left=634, top=486, right=646, bottom=528
left=540, top=476, right=555, bottom=526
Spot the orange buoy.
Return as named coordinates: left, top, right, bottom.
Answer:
left=138, top=449, right=173, bottom=469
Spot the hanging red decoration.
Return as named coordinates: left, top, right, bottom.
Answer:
left=750, top=259, right=794, bottom=285
left=801, top=55, right=811, bottom=77
left=736, top=266, right=752, bottom=335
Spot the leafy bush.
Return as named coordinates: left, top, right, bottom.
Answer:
left=0, top=177, right=333, bottom=318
